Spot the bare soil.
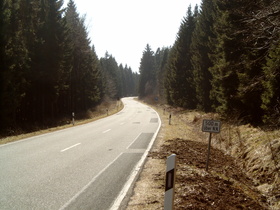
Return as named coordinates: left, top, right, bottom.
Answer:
left=126, top=103, right=279, bottom=209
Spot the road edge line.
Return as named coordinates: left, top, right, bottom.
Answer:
left=59, top=152, right=123, bottom=210
left=109, top=106, right=162, bottom=210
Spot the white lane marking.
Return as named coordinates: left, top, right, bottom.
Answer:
left=126, top=133, right=141, bottom=149
left=102, top=129, right=111, bottom=134
left=59, top=153, right=123, bottom=210
left=60, top=143, right=81, bottom=152
left=110, top=107, right=162, bottom=210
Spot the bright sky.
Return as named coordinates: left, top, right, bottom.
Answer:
left=63, top=0, right=202, bottom=72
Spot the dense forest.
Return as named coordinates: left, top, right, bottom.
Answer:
left=138, top=0, right=280, bottom=126
left=1, top=0, right=279, bottom=135
left=0, top=0, right=139, bottom=135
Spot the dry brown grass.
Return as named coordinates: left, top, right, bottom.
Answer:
left=0, top=100, right=123, bottom=145
left=126, top=101, right=280, bottom=209
left=126, top=106, right=204, bottom=210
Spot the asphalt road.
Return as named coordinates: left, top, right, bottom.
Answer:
left=0, top=97, right=161, bottom=210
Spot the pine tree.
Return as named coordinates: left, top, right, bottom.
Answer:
left=0, top=0, right=30, bottom=130
left=191, top=0, right=214, bottom=112
left=22, top=0, right=67, bottom=123
left=165, top=46, right=176, bottom=105
left=100, top=53, right=120, bottom=100
left=138, top=44, right=156, bottom=99
left=154, top=47, right=169, bottom=102
left=127, top=66, right=138, bottom=96
left=65, top=0, right=101, bottom=112
left=236, top=0, right=279, bottom=123
left=209, top=0, right=246, bottom=117
left=209, top=0, right=271, bottom=123
left=165, top=5, right=197, bottom=108
left=261, top=41, right=280, bottom=124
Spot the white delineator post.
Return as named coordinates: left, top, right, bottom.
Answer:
left=164, top=154, right=177, bottom=210
left=72, top=112, right=75, bottom=125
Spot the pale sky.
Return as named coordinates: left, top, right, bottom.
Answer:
left=63, top=0, right=202, bottom=72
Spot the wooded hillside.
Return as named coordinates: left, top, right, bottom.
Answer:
left=138, top=0, right=280, bottom=126
left=1, top=0, right=279, bottom=134
left=0, top=0, right=139, bottom=135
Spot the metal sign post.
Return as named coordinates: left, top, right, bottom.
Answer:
left=206, top=132, right=212, bottom=171
left=202, top=119, right=221, bottom=171
left=164, top=154, right=176, bottom=210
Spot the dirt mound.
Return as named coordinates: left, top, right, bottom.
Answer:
left=126, top=102, right=279, bottom=209
left=149, top=138, right=267, bottom=209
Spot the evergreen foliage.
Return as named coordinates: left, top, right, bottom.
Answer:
left=154, top=47, right=169, bottom=102
left=165, top=5, right=197, bottom=108
left=100, top=53, right=120, bottom=100
left=138, top=44, right=156, bottom=99
left=262, top=41, right=280, bottom=125
left=100, top=53, right=139, bottom=99
left=138, top=0, right=279, bottom=125
left=1, top=0, right=279, bottom=133
left=0, top=0, right=138, bottom=135
left=191, top=0, right=214, bottom=112
left=209, top=0, right=241, bottom=116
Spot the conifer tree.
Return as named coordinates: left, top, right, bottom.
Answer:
left=165, top=5, right=197, bottom=108
left=209, top=0, right=243, bottom=116
left=261, top=41, right=280, bottom=124
left=65, top=0, right=101, bottom=112
left=191, top=1, right=214, bottom=112
left=18, top=0, right=67, bottom=124
left=138, top=44, right=156, bottom=99
left=0, top=0, right=30, bottom=128
left=100, top=53, right=119, bottom=99
left=154, top=47, right=169, bottom=102
left=210, top=0, right=269, bottom=122
left=165, top=46, right=176, bottom=105
left=236, top=0, right=279, bottom=123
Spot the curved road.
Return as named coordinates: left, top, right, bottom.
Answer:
left=0, top=97, right=161, bottom=210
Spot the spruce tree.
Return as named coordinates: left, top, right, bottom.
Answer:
left=154, top=47, right=169, bottom=102
left=0, top=0, right=30, bottom=129
left=209, top=0, right=244, bottom=117
left=65, top=0, right=101, bottom=111
left=138, top=44, right=156, bottom=99
left=191, top=0, right=214, bottom=112
left=261, top=41, right=280, bottom=124
left=165, top=5, right=197, bottom=108
left=100, top=53, right=119, bottom=100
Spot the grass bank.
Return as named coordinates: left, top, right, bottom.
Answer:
left=126, top=100, right=279, bottom=209
left=0, top=100, right=123, bottom=145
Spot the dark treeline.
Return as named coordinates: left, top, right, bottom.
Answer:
left=138, top=0, right=280, bottom=126
left=0, top=0, right=139, bottom=134
left=100, top=52, right=139, bottom=100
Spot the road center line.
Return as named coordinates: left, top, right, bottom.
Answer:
left=59, top=152, right=123, bottom=210
left=126, top=133, right=141, bottom=149
left=102, top=129, right=111, bottom=133
left=60, top=143, right=81, bottom=152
